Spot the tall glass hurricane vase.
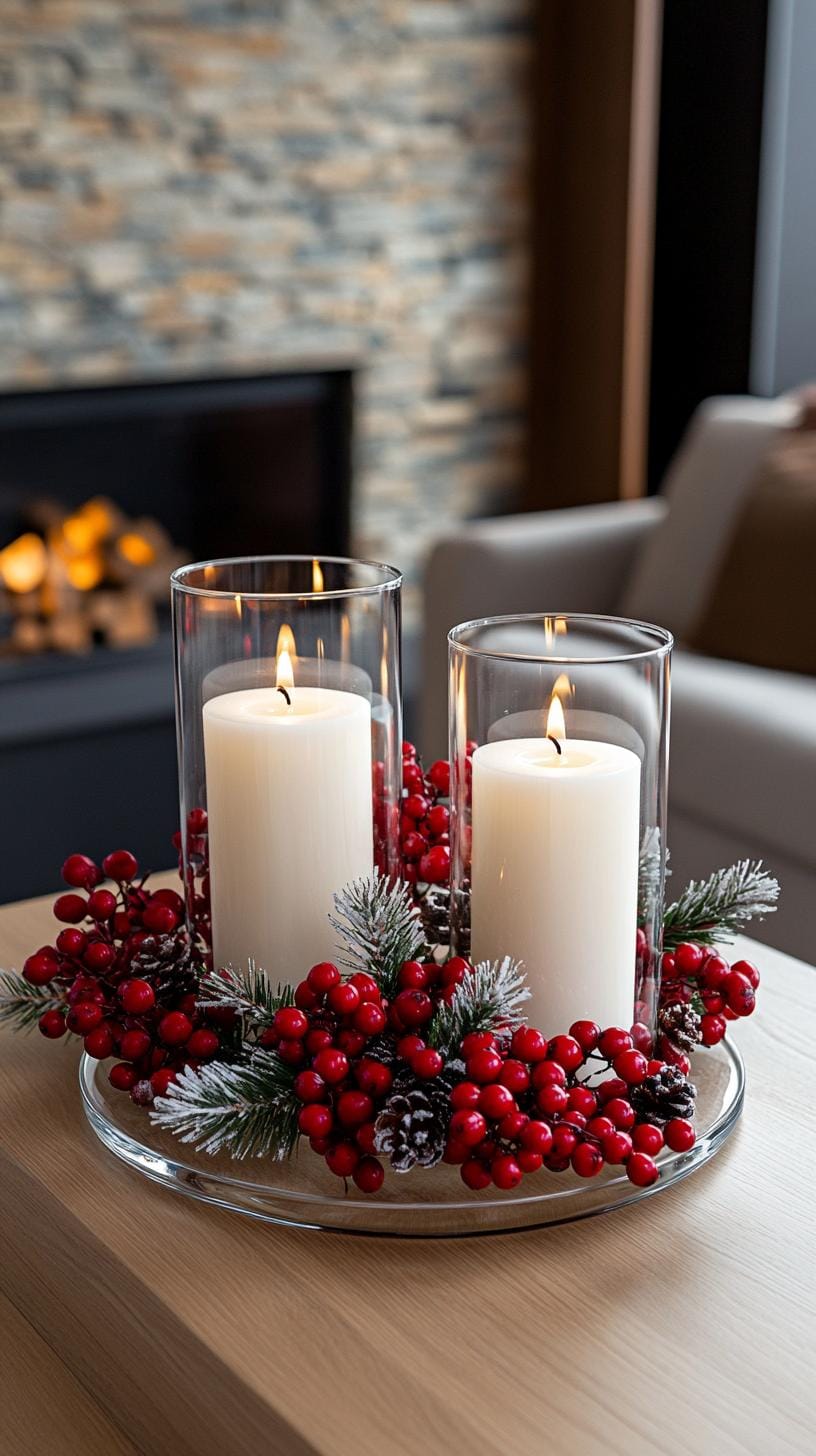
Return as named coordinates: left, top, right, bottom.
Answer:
left=172, top=557, right=402, bottom=985
left=448, top=614, right=672, bottom=1042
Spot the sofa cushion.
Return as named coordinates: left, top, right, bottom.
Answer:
left=690, top=430, right=816, bottom=675
left=670, top=650, right=816, bottom=872
left=621, top=396, right=800, bottom=638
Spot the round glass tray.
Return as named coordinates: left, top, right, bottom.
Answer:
left=80, top=1040, right=744, bottom=1236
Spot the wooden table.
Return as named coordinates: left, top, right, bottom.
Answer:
left=1, top=888, right=814, bottom=1456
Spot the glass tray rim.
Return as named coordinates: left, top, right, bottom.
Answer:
left=79, top=1039, right=744, bottom=1236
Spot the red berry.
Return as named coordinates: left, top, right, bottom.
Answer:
left=572, top=1142, right=603, bottom=1178
left=392, top=988, right=433, bottom=1027
left=356, top=1122, right=378, bottom=1156
left=355, top=1059, right=393, bottom=1097
left=702, top=954, right=730, bottom=991
left=700, top=1012, right=727, bottom=1047
left=312, top=1048, right=350, bottom=1084
left=56, top=928, right=87, bottom=956
left=186, top=1028, right=219, bottom=1059
left=325, top=1142, right=359, bottom=1178
left=336, top=1091, right=373, bottom=1128
left=354, top=1001, right=387, bottom=1035
left=38, top=1009, right=67, bottom=1039
left=61, top=853, right=102, bottom=889
left=402, top=740, right=417, bottom=758
left=630, top=1022, right=652, bottom=1053
left=632, top=1123, right=664, bottom=1155
left=401, top=831, right=427, bottom=861
left=426, top=804, right=449, bottom=837
left=510, top=1025, right=548, bottom=1062
left=520, top=1120, right=554, bottom=1156
left=353, top=1156, right=384, bottom=1193
left=569, top=1019, right=601, bottom=1053
left=626, top=1152, right=659, bottom=1186
left=67, top=1002, right=104, bottom=1035
left=109, top=1062, right=138, bottom=1092
left=598, top=1077, right=629, bottom=1105
left=567, top=1086, right=598, bottom=1118
left=294, top=981, right=320, bottom=1012
left=598, top=1026, right=633, bottom=1059
left=461, top=1031, right=496, bottom=1057
left=418, top=845, right=450, bottom=884
left=497, top=1059, right=530, bottom=1095
left=586, top=1115, right=615, bottom=1140
left=412, top=1048, right=444, bottom=1079
left=492, top=1154, right=523, bottom=1190
left=102, top=850, right=138, bottom=882
left=664, top=1117, right=695, bottom=1153
left=536, top=1084, right=568, bottom=1116
left=54, top=893, right=88, bottom=924
left=674, top=942, right=705, bottom=976
left=428, top=759, right=450, bottom=795
left=402, top=761, right=425, bottom=793
left=661, top=952, right=676, bottom=977
left=273, top=1006, right=309, bottom=1040
left=723, top=971, right=756, bottom=1017
left=443, top=1137, right=471, bottom=1165
left=328, top=982, right=361, bottom=1016
left=118, top=979, right=156, bottom=1015
left=120, top=1028, right=152, bottom=1062
left=187, top=807, right=208, bottom=833
left=466, top=1047, right=503, bottom=1083
left=517, top=1149, right=543, bottom=1174
left=605, top=1097, right=635, bottom=1131
left=478, top=1083, right=516, bottom=1120
left=396, top=1033, right=425, bottom=1059
left=87, top=889, right=117, bottom=922
left=294, top=1070, right=326, bottom=1103
left=532, top=1060, right=567, bottom=1089
left=140, top=900, right=177, bottom=934
left=83, top=1023, right=115, bottom=1059
left=336, top=1028, right=367, bottom=1057
left=150, top=1067, right=176, bottom=1097
left=398, top=959, right=429, bottom=989
left=439, top=957, right=467, bottom=989
left=601, top=1130, right=633, bottom=1164
left=307, top=961, right=341, bottom=993
left=613, top=1049, right=649, bottom=1085
left=551, top=1124, right=578, bottom=1158
left=298, top=1104, right=333, bottom=1138
left=349, top=973, right=381, bottom=1003
left=23, top=952, right=58, bottom=985
left=732, top=957, right=760, bottom=990
left=81, top=942, right=114, bottom=974
left=403, top=793, right=429, bottom=820
left=461, top=1158, right=492, bottom=1190
left=158, top=1011, right=192, bottom=1046
left=449, top=1109, right=487, bottom=1148
left=450, top=1080, right=481, bottom=1110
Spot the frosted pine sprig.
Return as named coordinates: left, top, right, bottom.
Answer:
left=330, top=873, right=424, bottom=1000
left=0, top=970, right=62, bottom=1033
left=198, top=962, right=294, bottom=1030
left=428, top=956, right=529, bottom=1053
left=663, top=860, right=780, bottom=949
left=151, top=1049, right=300, bottom=1160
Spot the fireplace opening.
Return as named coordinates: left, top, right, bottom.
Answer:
left=0, top=369, right=354, bottom=898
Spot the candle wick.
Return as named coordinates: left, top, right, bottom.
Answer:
left=547, top=734, right=563, bottom=756
left=276, top=686, right=292, bottom=707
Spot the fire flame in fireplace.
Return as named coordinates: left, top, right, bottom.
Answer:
left=0, top=496, right=183, bottom=657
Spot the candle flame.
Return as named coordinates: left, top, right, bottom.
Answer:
left=276, top=621, right=297, bottom=662
left=276, top=647, right=294, bottom=693
left=546, top=687, right=566, bottom=742
left=312, top=559, right=324, bottom=593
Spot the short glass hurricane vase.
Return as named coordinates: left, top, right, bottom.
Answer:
left=448, top=614, right=672, bottom=1043
left=172, top=557, right=402, bottom=985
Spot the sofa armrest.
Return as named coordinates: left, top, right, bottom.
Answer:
left=420, top=498, right=666, bottom=757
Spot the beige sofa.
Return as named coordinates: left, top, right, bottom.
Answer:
left=422, top=397, right=816, bottom=961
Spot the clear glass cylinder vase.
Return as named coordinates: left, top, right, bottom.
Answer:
left=172, top=557, right=402, bottom=983
left=448, top=614, right=672, bottom=1042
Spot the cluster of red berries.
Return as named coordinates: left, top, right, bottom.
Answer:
left=172, top=808, right=212, bottom=959
left=400, top=739, right=463, bottom=886
left=658, top=940, right=759, bottom=1071
left=27, top=849, right=216, bottom=1104
left=261, top=950, right=697, bottom=1194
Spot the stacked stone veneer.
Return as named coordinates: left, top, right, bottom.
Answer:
left=0, top=1, right=533, bottom=608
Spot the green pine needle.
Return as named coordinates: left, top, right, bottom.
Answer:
left=150, top=1049, right=300, bottom=1160
left=330, top=873, right=425, bottom=1001
left=0, top=971, right=62, bottom=1033
left=198, top=962, right=294, bottom=1030
left=428, top=957, right=529, bottom=1053
left=663, top=859, right=780, bottom=949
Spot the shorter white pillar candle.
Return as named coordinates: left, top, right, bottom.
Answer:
left=204, top=686, right=373, bottom=983
left=470, top=737, right=641, bottom=1033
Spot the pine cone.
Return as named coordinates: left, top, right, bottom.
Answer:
left=373, top=1067, right=452, bottom=1172
left=415, top=884, right=471, bottom=957
left=362, top=1032, right=400, bottom=1067
left=128, top=930, right=197, bottom=999
left=658, top=1002, right=702, bottom=1053
left=630, top=1066, right=697, bottom=1126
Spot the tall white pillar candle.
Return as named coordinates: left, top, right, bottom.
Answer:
left=203, top=686, right=373, bottom=982
left=470, top=737, right=640, bottom=1033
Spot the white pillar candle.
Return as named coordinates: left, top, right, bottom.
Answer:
left=470, top=734, right=641, bottom=1033
left=203, top=683, right=373, bottom=982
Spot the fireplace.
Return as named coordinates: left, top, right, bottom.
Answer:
left=0, top=369, right=354, bottom=898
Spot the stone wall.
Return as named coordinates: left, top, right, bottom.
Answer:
left=0, top=1, right=533, bottom=610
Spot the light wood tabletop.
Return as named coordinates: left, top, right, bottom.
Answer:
left=0, top=887, right=814, bottom=1456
